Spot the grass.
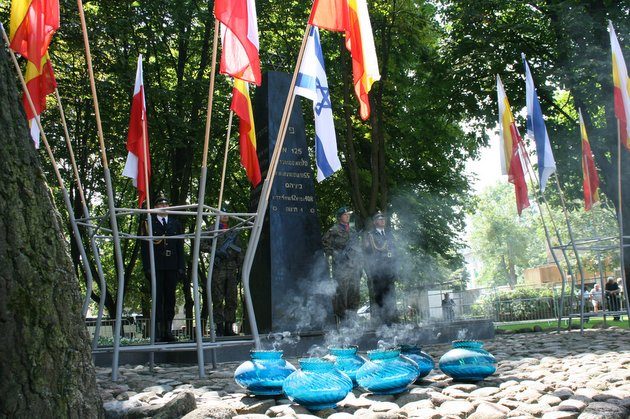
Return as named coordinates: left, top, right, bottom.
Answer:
left=496, top=316, right=629, bottom=332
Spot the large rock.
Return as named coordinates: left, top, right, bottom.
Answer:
left=577, top=402, right=628, bottom=419
left=468, top=402, right=510, bottom=419
left=152, top=392, right=197, bottom=419
left=437, top=400, right=475, bottom=417
left=181, top=403, right=237, bottom=419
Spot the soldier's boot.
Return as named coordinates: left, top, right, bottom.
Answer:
left=155, top=322, right=166, bottom=343
left=164, top=321, right=177, bottom=342
left=215, top=322, right=224, bottom=337
left=224, top=322, right=237, bottom=336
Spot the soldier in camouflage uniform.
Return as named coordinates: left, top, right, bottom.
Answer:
left=211, top=213, right=243, bottom=336
left=322, top=207, right=362, bottom=321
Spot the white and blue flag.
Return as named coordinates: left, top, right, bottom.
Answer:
left=295, top=27, right=342, bottom=182
left=522, top=54, right=556, bottom=192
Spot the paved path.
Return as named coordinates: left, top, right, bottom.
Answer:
left=97, top=328, right=630, bottom=418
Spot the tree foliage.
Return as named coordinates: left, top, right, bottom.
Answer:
left=440, top=0, right=630, bottom=282
left=0, top=0, right=489, bottom=315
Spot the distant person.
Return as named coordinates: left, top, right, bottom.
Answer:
left=141, top=195, right=186, bottom=342
left=590, top=283, right=603, bottom=312
left=442, top=292, right=455, bottom=321
left=605, top=277, right=621, bottom=321
left=363, top=212, right=398, bottom=325
left=322, top=207, right=361, bottom=322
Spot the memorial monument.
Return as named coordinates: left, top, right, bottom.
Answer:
left=248, top=71, right=333, bottom=333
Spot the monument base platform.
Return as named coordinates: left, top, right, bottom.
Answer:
left=92, top=318, right=494, bottom=367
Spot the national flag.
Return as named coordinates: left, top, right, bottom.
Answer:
left=231, top=79, right=262, bottom=186
left=308, top=0, right=348, bottom=32
left=579, top=109, right=600, bottom=211
left=309, top=0, right=380, bottom=120
left=214, top=0, right=261, bottom=85
left=9, top=0, right=60, bottom=68
left=295, top=27, right=342, bottom=182
left=609, top=21, right=630, bottom=149
left=22, top=52, right=56, bottom=148
left=122, top=55, right=151, bottom=207
left=497, top=75, right=530, bottom=215
left=522, top=54, right=556, bottom=192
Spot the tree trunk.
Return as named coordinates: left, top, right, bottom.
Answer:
left=0, top=50, right=102, bottom=417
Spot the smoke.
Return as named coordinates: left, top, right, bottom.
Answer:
left=306, top=344, right=328, bottom=358
left=265, top=331, right=301, bottom=351
left=456, top=328, right=469, bottom=340
left=323, top=314, right=368, bottom=348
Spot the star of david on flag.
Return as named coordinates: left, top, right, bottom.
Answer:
left=295, top=26, right=342, bottom=182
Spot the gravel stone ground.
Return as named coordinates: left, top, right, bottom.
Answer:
left=97, top=327, right=630, bottom=418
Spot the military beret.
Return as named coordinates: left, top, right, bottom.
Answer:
left=336, top=207, right=352, bottom=217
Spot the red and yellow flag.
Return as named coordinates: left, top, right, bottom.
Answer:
left=10, top=0, right=60, bottom=68
left=579, top=110, right=600, bottom=211
left=609, top=21, right=630, bottom=149
left=309, top=0, right=380, bottom=120
left=22, top=53, right=56, bottom=148
left=497, top=75, right=530, bottom=215
left=214, top=0, right=261, bottom=85
left=231, top=79, right=261, bottom=186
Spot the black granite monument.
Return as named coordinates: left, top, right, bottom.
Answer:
left=248, top=71, right=333, bottom=333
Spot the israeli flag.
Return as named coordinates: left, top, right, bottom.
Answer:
left=295, top=27, right=342, bottom=182
left=522, top=54, right=556, bottom=192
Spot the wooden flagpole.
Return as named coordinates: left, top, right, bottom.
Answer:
left=76, top=0, right=128, bottom=381
left=54, top=88, right=108, bottom=348
left=616, top=120, right=630, bottom=325
left=188, top=17, right=221, bottom=378
left=204, top=109, right=234, bottom=369
left=240, top=24, right=312, bottom=349
left=1, top=23, right=100, bottom=341
left=140, top=88, right=158, bottom=370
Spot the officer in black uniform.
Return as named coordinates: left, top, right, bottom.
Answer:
left=141, top=195, right=186, bottom=342
left=363, top=211, right=398, bottom=325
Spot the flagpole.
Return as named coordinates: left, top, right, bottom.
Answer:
left=54, top=88, right=108, bottom=348
left=580, top=109, right=608, bottom=326
left=516, top=140, right=570, bottom=331
left=53, top=88, right=101, bottom=318
left=189, top=17, right=221, bottom=378
left=240, top=24, right=312, bottom=349
left=76, top=0, right=128, bottom=381
left=616, top=120, right=630, bottom=325
left=204, top=110, right=234, bottom=369
left=140, top=95, right=159, bottom=370
left=1, top=23, right=100, bottom=338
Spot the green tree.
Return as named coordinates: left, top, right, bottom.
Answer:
left=470, top=182, right=546, bottom=287
left=440, top=0, right=630, bottom=285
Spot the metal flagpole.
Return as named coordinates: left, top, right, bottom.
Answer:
left=516, top=136, right=580, bottom=329
left=1, top=24, right=99, bottom=334
left=53, top=88, right=108, bottom=346
left=516, top=140, right=569, bottom=331
left=240, top=24, right=312, bottom=349
left=189, top=18, right=221, bottom=378
left=205, top=110, right=234, bottom=370
left=554, top=173, right=589, bottom=333
left=616, top=121, right=630, bottom=326
left=76, top=0, right=128, bottom=381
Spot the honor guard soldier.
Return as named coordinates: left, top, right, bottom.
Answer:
left=363, top=211, right=398, bottom=325
left=141, top=195, right=186, bottom=342
left=322, top=207, right=362, bottom=322
left=209, top=210, right=243, bottom=336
